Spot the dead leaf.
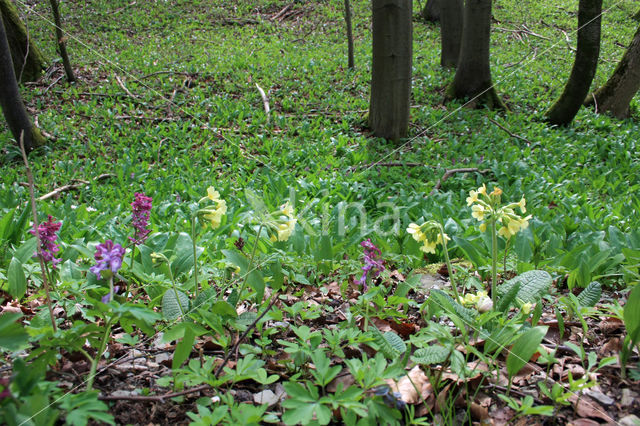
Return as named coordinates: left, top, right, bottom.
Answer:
left=567, top=419, right=602, bottom=426
left=385, top=365, right=430, bottom=404
left=570, top=395, right=615, bottom=424
left=327, top=373, right=355, bottom=393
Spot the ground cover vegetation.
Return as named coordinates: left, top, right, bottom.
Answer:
left=0, top=0, right=640, bottom=424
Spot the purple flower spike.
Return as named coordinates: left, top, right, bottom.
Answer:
left=129, top=192, right=152, bottom=245
left=30, top=215, right=62, bottom=268
left=90, top=240, right=125, bottom=278
left=356, top=239, right=385, bottom=291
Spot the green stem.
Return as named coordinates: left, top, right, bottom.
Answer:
left=440, top=227, right=460, bottom=304
left=235, top=223, right=264, bottom=305
left=503, top=239, right=509, bottom=278
left=167, top=267, right=186, bottom=319
left=86, top=317, right=113, bottom=391
left=491, top=218, right=498, bottom=305
left=192, top=216, right=199, bottom=297
left=126, top=244, right=136, bottom=296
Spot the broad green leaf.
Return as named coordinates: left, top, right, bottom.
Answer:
left=8, top=257, right=27, bottom=299
left=411, top=346, right=450, bottom=365
left=222, top=249, right=249, bottom=272
left=624, top=285, right=640, bottom=346
left=247, top=269, right=265, bottom=302
left=383, top=331, right=406, bottom=356
left=499, top=270, right=551, bottom=303
left=172, top=325, right=196, bottom=370
left=171, top=232, right=203, bottom=278
left=212, top=300, right=237, bottom=318
left=162, top=289, right=189, bottom=321
left=452, top=236, right=486, bottom=267
left=0, top=208, right=15, bottom=241
left=497, top=280, right=521, bottom=313
left=0, top=312, right=29, bottom=352
left=576, top=281, right=602, bottom=307
left=14, top=237, right=37, bottom=264
left=507, top=326, right=548, bottom=378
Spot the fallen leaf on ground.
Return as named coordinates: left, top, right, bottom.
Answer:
left=386, top=365, right=431, bottom=404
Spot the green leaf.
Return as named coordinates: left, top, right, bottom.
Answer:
left=497, top=280, right=521, bottom=313
left=0, top=312, right=29, bottom=352
left=14, top=237, right=37, bottom=264
left=172, top=325, right=196, bottom=370
left=383, top=331, right=406, bottom=355
left=247, top=269, right=265, bottom=302
left=506, top=326, right=548, bottom=378
left=60, top=390, right=115, bottom=426
left=576, top=281, right=602, bottom=307
left=452, top=236, right=486, bottom=267
left=222, top=249, right=249, bottom=273
left=162, top=289, right=189, bottom=321
left=499, top=270, right=551, bottom=303
left=624, top=285, right=640, bottom=346
left=8, top=257, right=27, bottom=299
left=411, top=346, right=450, bottom=365
left=171, top=232, right=202, bottom=278
left=212, top=300, right=237, bottom=318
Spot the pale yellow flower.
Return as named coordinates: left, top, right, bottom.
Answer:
left=471, top=204, right=486, bottom=221
left=277, top=218, right=297, bottom=241
left=420, top=239, right=438, bottom=254
left=518, top=196, right=526, bottom=213
left=203, top=200, right=227, bottom=228
left=479, top=222, right=487, bottom=233
left=207, top=187, right=221, bottom=202
left=407, top=223, right=427, bottom=242
left=490, top=187, right=503, bottom=197
left=477, top=184, right=487, bottom=195
left=519, top=215, right=532, bottom=230
left=521, top=302, right=533, bottom=315
left=281, top=202, right=294, bottom=218
left=463, top=293, right=477, bottom=306
left=466, top=190, right=479, bottom=206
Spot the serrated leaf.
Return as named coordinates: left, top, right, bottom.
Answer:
left=383, top=331, right=406, bottom=355
left=411, top=346, right=450, bottom=365
left=8, top=257, right=27, bottom=299
left=576, top=281, right=602, bottom=307
left=499, top=270, right=551, bottom=303
left=162, top=289, right=189, bottom=321
left=193, top=288, right=217, bottom=310
left=506, top=326, right=548, bottom=378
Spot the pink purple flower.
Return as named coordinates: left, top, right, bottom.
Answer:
left=90, top=240, right=125, bottom=278
left=357, top=239, right=385, bottom=290
left=129, top=192, right=152, bottom=245
left=29, top=215, right=62, bottom=268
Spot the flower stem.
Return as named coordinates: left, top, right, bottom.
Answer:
left=490, top=218, right=498, bottom=305
left=236, top=223, right=263, bottom=306
left=440, top=227, right=460, bottom=304
left=86, top=317, right=113, bottom=391
left=125, top=243, right=136, bottom=296
left=192, top=216, right=199, bottom=297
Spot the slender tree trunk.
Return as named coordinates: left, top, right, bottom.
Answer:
left=0, top=9, right=45, bottom=152
left=49, top=0, right=75, bottom=82
left=0, top=0, right=46, bottom=83
left=422, top=0, right=440, bottom=22
left=545, top=0, right=602, bottom=126
left=369, top=0, right=413, bottom=141
left=446, top=0, right=504, bottom=109
left=344, top=0, right=355, bottom=69
left=440, top=0, right=463, bottom=68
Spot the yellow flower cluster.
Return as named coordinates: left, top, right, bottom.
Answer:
left=407, top=221, right=450, bottom=254
left=275, top=202, right=297, bottom=242
left=462, top=290, right=493, bottom=313
left=467, top=184, right=531, bottom=239
left=201, top=186, right=227, bottom=228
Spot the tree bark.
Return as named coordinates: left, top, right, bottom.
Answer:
left=369, top=0, right=413, bottom=141
left=545, top=0, right=602, bottom=126
left=0, top=0, right=46, bottom=83
left=422, top=0, right=440, bottom=22
left=0, top=9, right=45, bottom=152
left=446, top=0, right=504, bottom=109
left=49, top=0, right=75, bottom=82
left=585, top=25, right=640, bottom=119
left=344, top=0, right=355, bottom=69
left=440, top=0, right=463, bottom=68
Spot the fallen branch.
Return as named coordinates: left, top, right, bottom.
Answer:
left=430, top=168, right=490, bottom=195
left=255, top=83, right=270, bottom=122
left=99, top=384, right=209, bottom=402
left=487, top=117, right=533, bottom=146
left=270, top=3, right=292, bottom=21
left=115, top=75, right=136, bottom=98
left=37, top=174, right=114, bottom=201
left=137, top=70, right=194, bottom=80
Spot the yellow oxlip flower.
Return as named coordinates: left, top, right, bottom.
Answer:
left=420, top=239, right=438, bottom=254
left=471, top=204, right=486, bottom=221
left=518, top=196, right=527, bottom=213
left=407, top=223, right=427, bottom=242
left=521, top=302, right=533, bottom=315
left=479, top=223, right=487, bottom=232
left=277, top=219, right=296, bottom=241
left=490, top=187, right=503, bottom=197
left=463, top=293, right=477, bottom=306
left=281, top=202, right=294, bottom=218
left=466, top=190, right=479, bottom=206
left=477, top=184, right=487, bottom=195
left=519, top=215, right=532, bottom=230
left=207, top=186, right=221, bottom=202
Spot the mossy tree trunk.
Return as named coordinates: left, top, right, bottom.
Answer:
left=422, top=0, right=440, bottom=22
left=0, top=9, right=45, bottom=152
left=440, top=0, right=463, bottom=68
left=49, top=0, right=75, bottom=82
left=545, top=0, right=602, bottom=126
left=0, top=0, right=46, bottom=83
left=368, top=0, right=412, bottom=141
left=446, top=0, right=504, bottom=109
left=585, top=24, right=640, bottom=119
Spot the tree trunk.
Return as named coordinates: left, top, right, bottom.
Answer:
left=369, top=0, right=413, bottom=141
left=440, top=0, right=463, bottom=68
left=344, top=0, right=355, bottom=69
left=0, top=0, right=46, bottom=83
left=422, top=0, right=440, bottom=22
left=49, top=0, right=75, bottom=82
left=0, top=9, right=45, bottom=152
left=446, top=0, right=504, bottom=109
left=584, top=25, right=640, bottom=119
left=545, top=0, right=602, bottom=126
